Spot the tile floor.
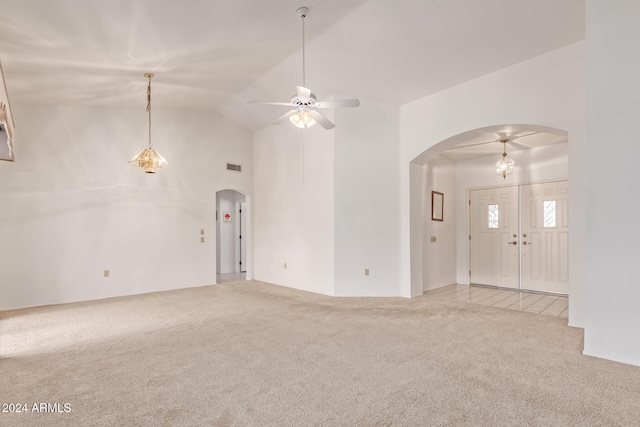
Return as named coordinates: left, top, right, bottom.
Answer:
left=425, top=284, right=568, bottom=318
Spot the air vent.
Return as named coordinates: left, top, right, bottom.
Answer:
left=226, top=163, right=242, bottom=172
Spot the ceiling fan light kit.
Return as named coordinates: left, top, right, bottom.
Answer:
left=130, top=73, right=170, bottom=174
left=248, top=7, right=360, bottom=130
left=290, top=108, right=315, bottom=128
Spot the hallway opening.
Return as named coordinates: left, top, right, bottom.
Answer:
left=216, top=189, right=247, bottom=283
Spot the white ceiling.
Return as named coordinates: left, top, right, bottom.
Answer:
left=0, top=0, right=584, bottom=145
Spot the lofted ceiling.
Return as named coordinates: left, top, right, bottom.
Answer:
left=0, top=0, right=584, bottom=150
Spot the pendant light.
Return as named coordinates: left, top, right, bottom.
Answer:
left=130, top=73, right=169, bottom=173
left=495, top=139, right=515, bottom=179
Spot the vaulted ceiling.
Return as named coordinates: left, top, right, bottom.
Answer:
left=0, top=0, right=585, bottom=135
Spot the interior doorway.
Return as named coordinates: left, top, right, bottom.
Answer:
left=238, top=200, right=246, bottom=273
left=216, top=190, right=247, bottom=283
left=469, top=180, right=569, bottom=294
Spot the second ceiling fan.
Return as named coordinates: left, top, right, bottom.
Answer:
left=248, top=7, right=360, bottom=130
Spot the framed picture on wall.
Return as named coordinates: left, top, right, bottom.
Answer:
left=432, top=191, right=444, bottom=221
left=0, top=59, right=15, bottom=162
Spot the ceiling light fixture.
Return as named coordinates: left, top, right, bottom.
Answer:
left=130, top=73, right=169, bottom=173
left=496, top=139, right=515, bottom=179
left=290, top=107, right=315, bottom=129
left=247, top=7, right=360, bottom=130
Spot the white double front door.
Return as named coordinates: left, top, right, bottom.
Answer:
left=469, top=181, right=569, bottom=294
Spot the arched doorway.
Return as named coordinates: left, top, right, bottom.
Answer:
left=409, top=124, right=569, bottom=296
left=216, top=189, right=248, bottom=284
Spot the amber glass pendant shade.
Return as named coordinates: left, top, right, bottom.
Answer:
left=130, top=73, right=169, bottom=173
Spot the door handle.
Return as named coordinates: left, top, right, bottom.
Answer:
left=509, top=241, right=518, bottom=245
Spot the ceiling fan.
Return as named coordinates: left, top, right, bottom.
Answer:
left=446, top=131, right=539, bottom=152
left=247, top=7, right=360, bottom=130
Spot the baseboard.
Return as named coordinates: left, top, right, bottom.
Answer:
left=422, top=282, right=461, bottom=294
left=582, top=349, right=640, bottom=368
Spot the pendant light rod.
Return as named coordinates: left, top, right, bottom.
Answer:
left=297, top=7, right=309, bottom=88
left=145, top=73, right=154, bottom=148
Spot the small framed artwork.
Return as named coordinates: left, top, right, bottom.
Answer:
left=431, top=191, right=444, bottom=221
left=0, top=59, right=15, bottom=162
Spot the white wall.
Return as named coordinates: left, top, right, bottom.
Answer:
left=584, top=1, right=640, bottom=366
left=0, top=105, right=252, bottom=310
left=252, top=100, right=401, bottom=297
left=216, top=190, right=246, bottom=274
left=253, top=121, right=335, bottom=295
left=421, top=156, right=457, bottom=291
left=401, top=42, right=586, bottom=329
left=455, top=143, right=569, bottom=284
left=334, top=101, right=401, bottom=296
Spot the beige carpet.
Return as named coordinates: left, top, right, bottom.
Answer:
left=1, top=281, right=639, bottom=426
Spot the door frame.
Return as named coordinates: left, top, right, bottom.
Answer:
left=467, top=178, right=569, bottom=294
left=236, top=201, right=247, bottom=273
left=216, top=189, right=252, bottom=281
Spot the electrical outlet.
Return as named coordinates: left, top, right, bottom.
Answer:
left=431, top=236, right=437, bottom=243
left=200, top=229, right=204, bottom=235
left=284, top=263, right=287, bottom=269
left=365, top=268, right=370, bottom=276
left=104, top=270, right=110, bottom=278
left=201, top=237, right=205, bottom=243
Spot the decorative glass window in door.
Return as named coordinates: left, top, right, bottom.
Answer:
left=543, top=200, right=556, bottom=228
left=488, top=204, right=499, bottom=229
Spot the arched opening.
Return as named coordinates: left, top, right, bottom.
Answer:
left=216, top=189, right=249, bottom=284
left=410, top=124, right=569, bottom=298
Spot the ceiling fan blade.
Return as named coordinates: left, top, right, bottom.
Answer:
left=309, top=110, right=335, bottom=130
left=247, top=100, right=293, bottom=106
left=509, top=131, right=539, bottom=142
left=272, top=109, right=298, bottom=125
left=296, top=86, right=312, bottom=102
left=446, top=139, right=500, bottom=151
left=316, top=98, right=360, bottom=109
left=508, top=141, right=530, bottom=151
left=495, top=130, right=537, bottom=141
